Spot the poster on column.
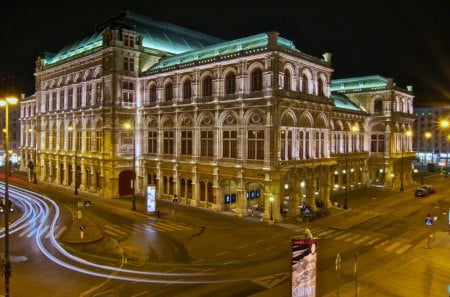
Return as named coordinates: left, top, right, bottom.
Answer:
left=146, top=186, right=156, bottom=212
left=291, top=238, right=317, bottom=297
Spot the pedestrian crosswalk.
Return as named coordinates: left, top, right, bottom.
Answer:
left=290, top=225, right=413, bottom=255
left=12, top=219, right=191, bottom=239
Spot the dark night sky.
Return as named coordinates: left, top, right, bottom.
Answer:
left=1, top=0, right=448, bottom=106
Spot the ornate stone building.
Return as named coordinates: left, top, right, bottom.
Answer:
left=19, top=11, right=415, bottom=222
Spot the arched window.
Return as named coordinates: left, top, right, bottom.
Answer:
left=251, top=68, right=263, bottom=91
left=165, top=82, right=173, bottom=101
left=225, top=73, right=236, bottom=94
left=317, top=78, right=324, bottom=96
left=374, top=99, right=383, bottom=112
left=183, top=79, right=191, bottom=100
left=149, top=84, right=157, bottom=102
left=203, top=76, right=212, bottom=97
left=284, top=69, right=291, bottom=90
left=301, top=74, right=309, bottom=93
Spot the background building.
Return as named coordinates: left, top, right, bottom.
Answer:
left=19, top=11, right=415, bottom=222
left=413, top=106, right=450, bottom=174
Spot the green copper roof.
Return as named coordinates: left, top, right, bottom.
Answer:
left=331, top=75, right=388, bottom=92
left=42, top=11, right=224, bottom=66
left=149, top=33, right=296, bottom=71
left=331, top=93, right=363, bottom=111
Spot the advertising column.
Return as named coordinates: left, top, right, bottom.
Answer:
left=291, top=238, right=317, bottom=297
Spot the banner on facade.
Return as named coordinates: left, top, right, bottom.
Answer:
left=291, top=238, right=317, bottom=297
left=146, top=186, right=156, bottom=212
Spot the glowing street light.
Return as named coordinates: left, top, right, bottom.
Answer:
left=344, top=125, right=359, bottom=210
left=400, top=130, right=412, bottom=192
left=439, top=120, right=449, bottom=178
left=67, top=126, right=79, bottom=195
left=123, top=120, right=136, bottom=211
left=422, top=132, right=432, bottom=184
left=269, top=196, right=274, bottom=222
left=0, top=96, right=18, bottom=297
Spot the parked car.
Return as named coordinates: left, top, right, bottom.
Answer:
left=415, top=188, right=429, bottom=197
left=422, top=185, right=436, bottom=194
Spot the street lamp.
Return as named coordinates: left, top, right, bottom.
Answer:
left=446, top=135, right=450, bottom=178
left=68, top=126, right=78, bottom=195
left=124, top=120, right=136, bottom=211
left=422, top=132, right=432, bottom=185
left=0, top=96, right=18, bottom=297
left=400, top=130, right=412, bottom=192
left=343, top=125, right=359, bottom=210
left=439, top=120, right=449, bottom=178
left=269, top=196, right=274, bottom=222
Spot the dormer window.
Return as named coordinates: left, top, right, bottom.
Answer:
left=123, top=34, right=134, bottom=48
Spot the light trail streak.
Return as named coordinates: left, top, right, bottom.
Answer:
left=0, top=184, right=246, bottom=285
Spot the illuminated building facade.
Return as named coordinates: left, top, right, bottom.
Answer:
left=19, top=11, right=415, bottom=221
left=413, top=106, right=450, bottom=169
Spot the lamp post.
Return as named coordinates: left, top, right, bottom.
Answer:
left=446, top=135, right=450, bottom=178
left=269, top=196, right=274, bottom=222
left=422, top=132, right=432, bottom=185
left=439, top=120, right=449, bottom=178
left=124, top=121, right=136, bottom=211
left=68, top=126, right=78, bottom=195
left=0, top=96, right=18, bottom=297
left=343, top=125, right=359, bottom=210
left=400, top=130, right=412, bottom=192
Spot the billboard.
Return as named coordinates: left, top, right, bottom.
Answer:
left=291, top=238, right=317, bottom=297
left=146, top=186, right=156, bottom=212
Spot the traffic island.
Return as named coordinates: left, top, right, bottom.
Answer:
left=60, top=219, right=103, bottom=244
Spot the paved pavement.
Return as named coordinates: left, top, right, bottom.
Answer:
left=5, top=171, right=450, bottom=296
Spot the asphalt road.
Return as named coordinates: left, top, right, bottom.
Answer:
left=1, top=173, right=449, bottom=296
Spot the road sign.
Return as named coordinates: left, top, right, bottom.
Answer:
left=425, top=217, right=433, bottom=226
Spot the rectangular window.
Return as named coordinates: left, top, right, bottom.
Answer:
left=147, top=131, right=157, bottom=153
left=371, top=134, right=385, bottom=152
left=76, top=85, right=82, bottom=107
left=181, top=131, right=193, bottom=155
left=223, top=130, right=237, bottom=158
left=123, top=34, right=134, bottom=47
left=248, top=130, right=264, bottom=160
left=76, top=131, right=82, bottom=151
left=67, top=88, right=73, bottom=109
left=86, top=131, right=91, bottom=152
left=96, top=131, right=103, bottom=151
left=59, top=131, right=64, bottom=150
left=86, top=83, right=92, bottom=105
left=52, top=91, right=57, bottom=111
left=52, top=131, right=57, bottom=150
left=123, top=57, right=135, bottom=72
left=299, top=131, right=304, bottom=159
left=201, top=131, right=213, bottom=157
left=122, top=81, right=134, bottom=103
left=68, top=131, right=73, bottom=150
left=45, top=93, right=50, bottom=112
left=59, top=89, right=65, bottom=109
left=164, top=131, right=174, bottom=154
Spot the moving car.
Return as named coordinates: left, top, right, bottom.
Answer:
left=415, top=188, right=429, bottom=197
